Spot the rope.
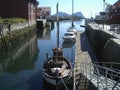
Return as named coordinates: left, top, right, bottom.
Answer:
left=60, top=76, right=69, bottom=90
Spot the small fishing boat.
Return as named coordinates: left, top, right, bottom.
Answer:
left=43, top=3, right=72, bottom=87
left=43, top=48, right=72, bottom=86
left=63, top=32, right=76, bottom=42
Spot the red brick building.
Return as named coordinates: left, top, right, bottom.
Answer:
left=0, top=0, right=38, bottom=26
left=110, top=0, right=120, bottom=24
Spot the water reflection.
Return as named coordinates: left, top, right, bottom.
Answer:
left=0, top=35, right=38, bottom=90
left=62, top=41, right=76, bottom=48
left=37, top=21, right=54, bottom=40
left=43, top=79, right=73, bottom=90
left=37, top=28, right=51, bottom=40
left=0, top=20, right=85, bottom=90
left=7, top=35, right=38, bottom=74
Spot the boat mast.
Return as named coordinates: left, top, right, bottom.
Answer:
left=56, top=2, right=59, bottom=48
left=72, top=0, right=74, bottom=27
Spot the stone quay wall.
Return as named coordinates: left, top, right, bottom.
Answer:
left=85, top=23, right=120, bottom=63
left=0, top=22, right=36, bottom=52
left=0, top=22, right=29, bottom=36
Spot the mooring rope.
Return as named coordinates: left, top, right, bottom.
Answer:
left=60, top=76, right=69, bottom=90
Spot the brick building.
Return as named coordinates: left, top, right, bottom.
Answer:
left=110, top=0, right=120, bottom=24
left=37, top=7, right=51, bottom=19
left=0, top=0, right=38, bottom=26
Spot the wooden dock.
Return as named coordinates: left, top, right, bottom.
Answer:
left=73, top=31, right=97, bottom=90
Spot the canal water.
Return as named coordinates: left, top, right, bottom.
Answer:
left=0, top=20, right=85, bottom=90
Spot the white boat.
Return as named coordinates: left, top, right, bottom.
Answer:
left=43, top=3, right=72, bottom=87
left=63, top=32, right=76, bottom=42
left=67, top=0, right=77, bottom=35
left=43, top=48, right=72, bottom=86
left=67, top=26, right=77, bottom=35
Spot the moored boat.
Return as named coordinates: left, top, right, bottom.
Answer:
left=63, top=32, right=76, bottom=42
left=42, top=3, right=72, bottom=88
left=67, top=26, right=77, bottom=35
left=67, top=0, right=77, bottom=35
left=43, top=48, right=72, bottom=86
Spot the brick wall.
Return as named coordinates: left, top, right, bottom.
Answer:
left=0, top=0, right=38, bottom=26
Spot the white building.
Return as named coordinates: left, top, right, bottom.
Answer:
left=37, top=7, right=51, bottom=19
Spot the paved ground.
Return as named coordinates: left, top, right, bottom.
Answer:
left=73, top=31, right=97, bottom=90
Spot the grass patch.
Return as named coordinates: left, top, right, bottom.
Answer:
left=0, top=18, right=27, bottom=24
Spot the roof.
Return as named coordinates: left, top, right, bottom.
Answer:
left=114, top=0, right=120, bottom=6
left=0, top=0, right=38, bottom=4
left=27, top=0, right=39, bottom=4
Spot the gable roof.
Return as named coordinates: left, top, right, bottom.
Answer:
left=114, top=0, right=120, bottom=6
left=26, top=0, right=38, bottom=4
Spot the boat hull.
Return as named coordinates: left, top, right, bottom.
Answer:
left=43, top=73, right=72, bottom=86
left=63, top=32, right=76, bottom=42
left=67, top=27, right=77, bottom=35
left=43, top=48, right=72, bottom=86
left=63, top=37, right=76, bottom=42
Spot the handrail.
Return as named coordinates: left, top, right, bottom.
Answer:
left=74, top=62, right=120, bottom=90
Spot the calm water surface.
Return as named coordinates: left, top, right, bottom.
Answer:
left=0, top=20, right=85, bottom=90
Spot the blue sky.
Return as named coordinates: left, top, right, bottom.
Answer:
left=38, top=0, right=117, bottom=18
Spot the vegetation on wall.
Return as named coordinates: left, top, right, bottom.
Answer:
left=0, top=18, right=27, bottom=24
left=0, top=26, right=36, bottom=52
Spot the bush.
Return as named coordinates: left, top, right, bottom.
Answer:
left=0, top=17, right=3, bottom=22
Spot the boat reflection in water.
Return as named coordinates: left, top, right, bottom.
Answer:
left=42, top=3, right=73, bottom=89
left=62, top=41, right=76, bottom=48
left=37, top=21, right=54, bottom=40
left=43, top=78, right=73, bottom=90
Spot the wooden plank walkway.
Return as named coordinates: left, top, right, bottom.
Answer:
left=73, top=31, right=97, bottom=90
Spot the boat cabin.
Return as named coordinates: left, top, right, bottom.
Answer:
left=52, top=48, right=63, bottom=60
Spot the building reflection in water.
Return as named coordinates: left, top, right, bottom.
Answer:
left=37, top=22, right=54, bottom=40
left=0, top=35, right=38, bottom=75
left=37, top=27, right=51, bottom=40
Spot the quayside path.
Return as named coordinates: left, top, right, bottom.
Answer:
left=73, top=31, right=120, bottom=90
